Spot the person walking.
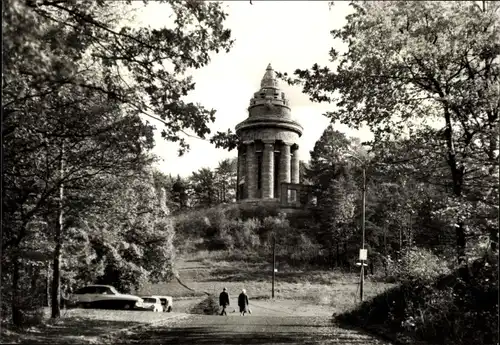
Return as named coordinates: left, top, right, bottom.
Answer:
left=238, top=289, right=249, bottom=316
left=219, top=287, right=230, bottom=316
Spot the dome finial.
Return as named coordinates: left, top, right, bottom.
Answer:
left=261, top=63, right=278, bottom=88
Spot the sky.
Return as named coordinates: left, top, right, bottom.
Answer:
left=134, top=1, right=373, bottom=178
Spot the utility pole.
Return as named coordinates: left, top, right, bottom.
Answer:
left=347, top=153, right=368, bottom=303
left=272, top=235, right=276, bottom=299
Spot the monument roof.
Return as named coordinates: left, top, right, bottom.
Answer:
left=236, top=64, right=302, bottom=137
left=260, top=63, right=279, bottom=89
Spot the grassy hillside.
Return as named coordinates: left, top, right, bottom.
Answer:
left=172, top=204, right=342, bottom=270
left=140, top=250, right=395, bottom=318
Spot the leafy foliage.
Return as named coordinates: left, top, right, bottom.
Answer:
left=173, top=205, right=321, bottom=267
left=3, top=0, right=234, bottom=324
left=64, top=171, right=175, bottom=293
left=338, top=253, right=498, bottom=345
left=284, top=0, right=499, bottom=264
left=4, top=0, right=234, bottom=153
left=290, top=2, right=499, bottom=344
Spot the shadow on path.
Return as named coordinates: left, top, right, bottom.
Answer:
left=122, top=328, right=377, bottom=344
left=11, top=318, right=142, bottom=344
left=116, top=315, right=393, bottom=345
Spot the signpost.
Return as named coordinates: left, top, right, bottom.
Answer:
left=359, top=249, right=367, bottom=261
left=359, top=248, right=367, bottom=302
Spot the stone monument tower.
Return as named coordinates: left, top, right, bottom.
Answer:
left=235, top=64, right=303, bottom=203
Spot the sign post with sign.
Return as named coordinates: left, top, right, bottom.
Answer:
left=359, top=248, right=368, bottom=302
left=359, top=249, right=367, bottom=261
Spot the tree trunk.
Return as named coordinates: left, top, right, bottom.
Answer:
left=490, top=228, right=498, bottom=252
left=399, top=226, right=403, bottom=257
left=383, top=226, right=387, bottom=256
left=46, top=261, right=51, bottom=307
left=51, top=142, right=64, bottom=319
left=335, top=241, right=340, bottom=268
left=12, top=255, right=22, bottom=326
left=443, top=104, right=466, bottom=265
left=456, top=222, right=467, bottom=265
left=329, top=243, right=334, bottom=270
left=408, top=213, right=412, bottom=251
left=343, top=241, right=348, bottom=268
left=51, top=240, right=61, bottom=318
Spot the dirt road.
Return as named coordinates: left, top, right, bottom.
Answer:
left=113, top=299, right=393, bottom=345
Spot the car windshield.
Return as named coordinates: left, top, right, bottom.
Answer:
left=143, top=298, right=156, bottom=303
left=108, top=286, right=119, bottom=294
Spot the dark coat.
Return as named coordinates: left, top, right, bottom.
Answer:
left=238, top=292, right=249, bottom=308
left=219, top=291, right=230, bottom=306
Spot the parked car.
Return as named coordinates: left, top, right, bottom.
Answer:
left=69, top=285, right=143, bottom=310
left=151, top=295, right=173, bottom=312
left=136, top=296, right=163, bottom=312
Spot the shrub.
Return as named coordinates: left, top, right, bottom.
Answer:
left=386, top=247, right=451, bottom=283
left=189, top=294, right=220, bottom=315
left=174, top=211, right=211, bottom=250
left=18, top=308, right=47, bottom=328
left=238, top=203, right=281, bottom=220
left=208, top=221, right=235, bottom=251
left=337, top=254, right=499, bottom=345
left=229, top=219, right=260, bottom=250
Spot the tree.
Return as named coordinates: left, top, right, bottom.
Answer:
left=190, top=168, right=217, bottom=208
left=214, top=158, right=237, bottom=204
left=171, top=175, right=190, bottom=212
left=61, top=168, right=175, bottom=294
left=307, top=126, right=360, bottom=267
left=284, top=1, right=499, bottom=265
left=4, top=0, right=234, bottom=154
left=3, top=0, right=234, bottom=323
left=2, top=83, right=155, bottom=320
left=152, top=170, right=176, bottom=213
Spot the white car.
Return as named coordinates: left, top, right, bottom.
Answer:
left=151, top=295, right=173, bottom=312
left=137, top=296, right=163, bottom=312
left=69, top=285, right=143, bottom=310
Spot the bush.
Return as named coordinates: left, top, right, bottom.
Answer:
left=232, top=219, right=261, bottom=250
left=337, top=254, right=499, bottom=345
left=189, top=294, right=220, bottom=315
left=238, top=203, right=281, bottom=220
left=386, top=247, right=451, bottom=283
left=18, top=308, right=47, bottom=328
left=174, top=211, right=211, bottom=251
left=173, top=204, right=324, bottom=268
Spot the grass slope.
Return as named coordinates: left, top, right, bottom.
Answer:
left=142, top=250, right=395, bottom=316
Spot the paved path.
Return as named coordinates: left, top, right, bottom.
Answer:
left=113, top=299, right=393, bottom=345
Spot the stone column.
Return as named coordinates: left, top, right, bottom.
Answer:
left=291, top=145, right=300, bottom=184
left=245, top=141, right=257, bottom=199
left=236, top=146, right=243, bottom=200
left=278, top=142, right=291, bottom=198
left=262, top=141, right=275, bottom=199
